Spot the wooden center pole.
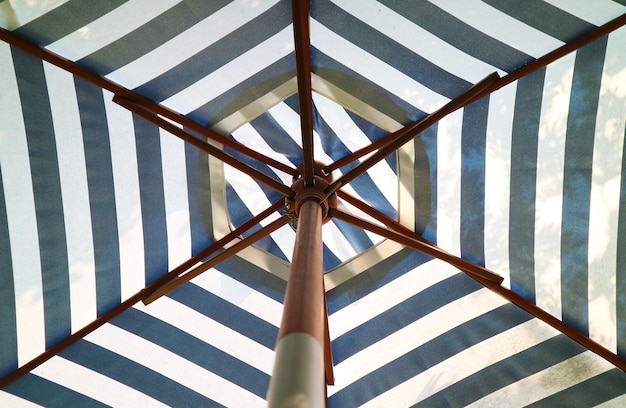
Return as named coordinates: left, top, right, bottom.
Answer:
left=267, top=199, right=325, bottom=407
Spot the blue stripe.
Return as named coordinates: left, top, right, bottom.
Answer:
left=416, top=125, right=437, bottom=241
left=617, top=123, right=626, bottom=357
left=327, top=249, right=431, bottom=313
left=329, top=304, right=532, bottom=407
left=482, top=0, right=595, bottom=43
left=133, top=116, right=168, bottom=285
left=322, top=241, right=343, bottom=271
left=328, top=219, right=373, bottom=259
left=4, top=373, right=107, bottom=408
left=61, top=340, right=215, bottom=407
left=13, top=47, right=71, bottom=348
left=184, top=140, right=213, bottom=256
left=214, top=256, right=286, bottom=304
left=113, top=307, right=270, bottom=399
left=312, top=0, right=471, bottom=99
left=134, top=1, right=293, bottom=102
left=196, top=54, right=296, bottom=127
left=74, top=77, right=121, bottom=316
left=77, top=0, right=231, bottom=74
left=378, top=0, right=533, bottom=72
left=311, top=48, right=424, bottom=124
left=460, top=97, right=489, bottom=267
left=332, top=273, right=482, bottom=365
left=346, top=110, right=397, bottom=172
left=167, top=283, right=278, bottom=350
left=527, top=368, right=626, bottom=407
left=0, top=166, right=17, bottom=378
left=508, top=70, right=545, bottom=303
left=415, top=334, right=587, bottom=407
left=13, top=0, right=128, bottom=46
left=560, top=38, right=607, bottom=336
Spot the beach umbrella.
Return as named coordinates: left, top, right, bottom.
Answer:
left=1, top=1, right=626, bottom=406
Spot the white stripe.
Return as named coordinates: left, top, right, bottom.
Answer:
left=484, top=84, right=516, bottom=288
left=312, top=93, right=398, bottom=207
left=46, top=0, right=181, bottom=61
left=44, top=62, right=97, bottom=333
left=599, top=394, right=626, bottom=407
left=32, top=356, right=170, bottom=407
left=266, top=101, right=334, bottom=165
left=107, top=0, right=280, bottom=89
left=137, top=298, right=274, bottom=374
left=436, top=109, right=463, bottom=256
left=160, top=128, right=192, bottom=268
left=0, top=42, right=46, bottom=366
left=0, top=392, right=43, bottom=407
left=265, top=102, right=302, bottom=148
left=363, top=318, right=560, bottom=407
left=588, top=28, right=626, bottom=352
left=429, top=0, right=564, bottom=58
left=312, top=92, right=378, bottom=153
left=544, top=0, right=626, bottom=26
left=534, top=53, right=575, bottom=320
left=467, top=351, right=614, bottom=407
left=103, top=90, right=145, bottom=300
left=322, top=221, right=358, bottom=261
left=230, top=122, right=296, bottom=185
left=0, top=0, right=67, bottom=30
left=329, top=288, right=508, bottom=395
left=191, top=269, right=283, bottom=327
left=310, top=19, right=449, bottom=113
left=331, top=0, right=503, bottom=82
left=161, top=24, right=294, bottom=114
left=329, top=259, right=459, bottom=339
left=366, top=160, right=398, bottom=212
left=324, top=240, right=405, bottom=290
left=86, top=324, right=266, bottom=407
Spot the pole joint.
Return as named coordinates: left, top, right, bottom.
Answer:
left=285, top=162, right=338, bottom=226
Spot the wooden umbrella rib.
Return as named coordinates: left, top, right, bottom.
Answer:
left=126, top=98, right=298, bottom=177
left=114, top=96, right=294, bottom=198
left=324, top=12, right=626, bottom=178
left=0, top=26, right=297, bottom=178
left=292, top=0, right=315, bottom=186
left=330, top=207, right=626, bottom=371
left=329, top=208, right=504, bottom=284
left=473, top=12, right=626, bottom=103
left=323, top=126, right=413, bottom=173
left=326, top=72, right=500, bottom=193
left=473, top=274, right=626, bottom=372
left=0, top=200, right=285, bottom=389
left=336, top=189, right=427, bottom=240
left=144, top=215, right=291, bottom=304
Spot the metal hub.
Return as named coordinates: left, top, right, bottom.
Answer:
left=286, top=162, right=338, bottom=224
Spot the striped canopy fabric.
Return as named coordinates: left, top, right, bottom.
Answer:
left=2, top=1, right=626, bottom=406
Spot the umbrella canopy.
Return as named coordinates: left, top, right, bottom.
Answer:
left=2, top=0, right=626, bottom=406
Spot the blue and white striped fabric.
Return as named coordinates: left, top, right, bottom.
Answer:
left=2, top=1, right=626, bottom=406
